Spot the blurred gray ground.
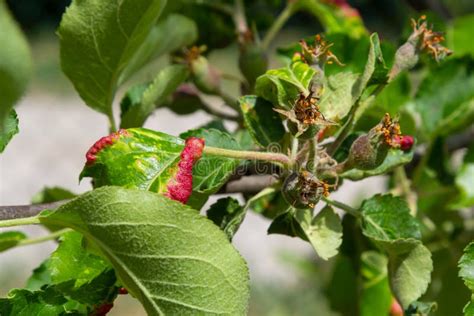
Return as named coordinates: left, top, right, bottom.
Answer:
left=0, top=94, right=386, bottom=314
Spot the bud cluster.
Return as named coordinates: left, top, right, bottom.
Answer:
left=295, top=35, right=344, bottom=67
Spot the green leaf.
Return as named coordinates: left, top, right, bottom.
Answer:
left=0, top=1, right=32, bottom=131
left=361, top=194, right=421, bottom=243
left=206, top=197, right=244, bottom=240
left=351, top=33, right=388, bottom=100
left=319, top=71, right=359, bottom=122
left=39, top=186, right=250, bottom=315
left=249, top=186, right=288, bottom=219
left=0, top=231, right=26, bottom=252
left=388, top=243, right=433, bottom=309
left=31, top=186, right=77, bottom=204
left=122, top=14, right=197, bottom=80
left=295, top=206, right=342, bottom=260
left=120, top=65, right=188, bottom=128
left=269, top=206, right=342, bottom=260
left=360, top=194, right=432, bottom=308
left=293, top=0, right=366, bottom=38
left=180, top=128, right=241, bottom=194
left=341, top=148, right=414, bottom=181
left=459, top=242, right=474, bottom=314
left=255, top=61, right=316, bottom=109
left=412, top=58, right=474, bottom=138
left=26, top=261, right=52, bottom=291
left=447, top=14, right=474, bottom=58
left=453, top=146, right=474, bottom=208
left=360, top=251, right=392, bottom=316
left=0, top=109, right=19, bottom=153
left=0, top=286, right=86, bottom=316
left=80, top=128, right=184, bottom=192
left=59, top=0, right=166, bottom=117
left=49, top=231, right=110, bottom=288
left=239, top=95, right=285, bottom=148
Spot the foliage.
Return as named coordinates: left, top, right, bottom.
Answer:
left=0, top=1, right=473, bottom=315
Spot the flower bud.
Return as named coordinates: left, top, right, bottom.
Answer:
left=390, top=16, right=452, bottom=79
left=238, top=31, right=268, bottom=88
left=282, top=171, right=329, bottom=209
left=185, top=46, right=222, bottom=95
left=345, top=113, right=407, bottom=170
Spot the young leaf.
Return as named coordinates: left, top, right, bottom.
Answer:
left=360, top=251, right=392, bottom=316
left=59, top=0, right=166, bottom=117
left=269, top=206, right=342, bottom=260
left=0, top=109, right=19, bottom=153
left=360, top=194, right=432, bottom=308
left=255, top=61, right=316, bottom=109
left=413, top=58, right=474, bottom=138
left=39, top=186, right=250, bottom=315
left=388, top=243, right=433, bottom=310
left=452, top=146, right=474, bottom=208
left=351, top=33, right=388, bottom=101
left=122, top=14, right=198, bottom=80
left=361, top=194, right=421, bottom=243
left=120, top=64, right=189, bottom=128
left=341, top=148, right=414, bottom=181
left=31, top=186, right=77, bottom=204
left=459, top=242, right=474, bottom=314
left=180, top=128, right=241, bottom=193
left=0, top=286, right=86, bottom=316
left=239, top=95, right=285, bottom=148
left=49, top=231, right=110, bottom=288
left=295, top=206, right=343, bottom=260
left=0, top=1, right=32, bottom=131
left=0, top=231, right=26, bottom=252
left=207, top=197, right=244, bottom=240
left=318, top=71, right=359, bottom=122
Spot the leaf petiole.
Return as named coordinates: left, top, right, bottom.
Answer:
left=0, top=215, right=41, bottom=228
left=203, top=146, right=292, bottom=167
left=17, top=228, right=72, bottom=247
left=322, top=196, right=361, bottom=218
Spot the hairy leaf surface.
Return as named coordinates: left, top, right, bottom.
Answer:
left=39, top=187, right=250, bottom=315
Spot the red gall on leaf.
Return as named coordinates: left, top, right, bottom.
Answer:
left=165, top=137, right=205, bottom=204
left=85, top=129, right=130, bottom=165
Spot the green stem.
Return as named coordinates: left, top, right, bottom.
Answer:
left=203, top=146, right=292, bottom=167
left=17, top=228, right=71, bottom=247
left=234, top=0, right=248, bottom=34
left=0, top=215, right=41, bottom=228
left=262, top=2, right=297, bottom=50
left=108, top=113, right=117, bottom=132
left=322, top=196, right=361, bottom=218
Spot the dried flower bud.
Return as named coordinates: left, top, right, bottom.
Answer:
left=391, top=16, right=452, bottom=79
left=165, top=137, right=205, bottom=204
left=299, top=35, right=344, bottom=68
left=282, top=171, right=329, bottom=209
left=275, top=87, right=335, bottom=139
left=346, top=113, right=406, bottom=170
left=185, top=46, right=221, bottom=95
